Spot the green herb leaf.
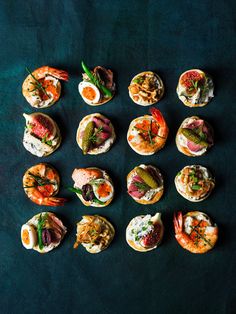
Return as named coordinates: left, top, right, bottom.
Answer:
left=191, top=184, right=202, bottom=191
left=28, top=172, right=55, bottom=187
left=67, top=186, right=82, bottom=194
left=134, top=181, right=149, bottom=191
left=89, top=126, right=103, bottom=143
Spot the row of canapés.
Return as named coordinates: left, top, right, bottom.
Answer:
left=21, top=164, right=217, bottom=254
left=21, top=211, right=218, bottom=255
left=23, top=164, right=215, bottom=207
left=23, top=110, right=213, bottom=157
left=22, top=63, right=214, bottom=108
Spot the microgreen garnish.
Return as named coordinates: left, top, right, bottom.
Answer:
left=41, top=133, right=52, bottom=146
left=133, top=77, right=144, bottom=84
left=26, top=67, right=49, bottom=98
left=28, top=173, right=55, bottom=187
left=189, top=225, right=212, bottom=247
left=89, top=126, right=103, bottom=143
left=191, top=184, right=202, bottom=191
left=148, top=120, right=154, bottom=145
left=189, top=79, right=199, bottom=91
left=134, top=181, right=149, bottom=191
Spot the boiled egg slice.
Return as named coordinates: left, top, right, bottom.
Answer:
left=78, top=81, right=101, bottom=104
left=21, top=224, right=37, bottom=249
left=92, top=179, right=114, bottom=203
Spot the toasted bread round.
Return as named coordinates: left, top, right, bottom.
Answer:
left=127, top=165, right=164, bottom=205
left=76, top=113, right=116, bottom=155
left=23, top=113, right=61, bottom=157
left=176, top=69, right=214, bottom=107
left=174, top=165, right=215, bottom=202
left=174, top=211, right=218, bottom=253
left=24, top=212, right=66, bottom=254
left=128, top=71, right=164, bottom=106
left=175, top=116, right=213, bottom=157
left=75, top=215, right=115, bottom=253
left=126, top=213, right=164, bottom=252
left=127, top=115, right=168, bottom=155
left=73, top=167, right=114, bottom=207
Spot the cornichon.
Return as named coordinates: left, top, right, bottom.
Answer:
left=82, top=121, right=95, bottom=154
left=135, top=167, right=158, bottom=189
left=81, top=61, right=112, bottom=98
left=181, top=128, right=208, bottom=147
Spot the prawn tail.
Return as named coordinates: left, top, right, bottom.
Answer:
left=173, top=211, right=183, bottom=234
left=49, top=68, right=69, bottom=81
left=149, top=108, right=165, bottom=125
left=41, top=197, right=67, bottom=206
left=149, top=107, right=168, bottom=138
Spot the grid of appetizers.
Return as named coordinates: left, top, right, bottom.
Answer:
left=21, top=63, right=218, bottom=254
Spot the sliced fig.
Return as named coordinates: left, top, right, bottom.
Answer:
left=23, top=113, right=56, bottom=140
left=140, top=223, right=162, bottom=248
left=180, top=71, right=205, bottom=93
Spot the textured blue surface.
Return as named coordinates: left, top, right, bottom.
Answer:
left=0, top=1, right=236, bottom=313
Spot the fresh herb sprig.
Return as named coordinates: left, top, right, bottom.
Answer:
left=189, top=225, right=212, bottom=248
left=41, top=133, right=52, bottom=146
left=26, top=67, right=49, bottom=98
left=27, top=172, right=55, bottom=187
left=134, top=181, right=149, bottom=191
left=189, top=79, right=199, bottom=91
left=89, top=126, right=103, bottom=143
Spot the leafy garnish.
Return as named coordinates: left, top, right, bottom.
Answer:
left=189, top=79, right=199, bottom=91
left=26, top=67, right=49, bottom=98
left=133, top=77, right=144, bottom=84
left=189, top=225, right=213, bottom=247
left=28, top=172, right=55, bottom=187
left=41, top=133, right=52, bottom=146
left=191, top=184, right=202, bottom=191
left=148, top=120, right=154, bottom=145
left=134, top=181, right=149, bottom=191
left=89, top=126, right=103, bottom=143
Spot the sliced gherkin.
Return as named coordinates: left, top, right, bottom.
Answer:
left=82, top=121, right=95, bottom=154
left=180, top=128, right=208, bottom=147
left=136, top=167, right=158, bottom=189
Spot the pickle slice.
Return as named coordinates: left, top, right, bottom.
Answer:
left=136, top=167, right=158, bottom=189
left=82, top=121, right=95, bottom=154
left=180, top=128, right=208, bottom=147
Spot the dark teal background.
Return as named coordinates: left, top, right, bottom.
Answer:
left=0, top=1, right=236, bottom=313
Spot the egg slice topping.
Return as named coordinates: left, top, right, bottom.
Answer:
left=21, top=224, right=37, bottom=249
left=92, top=179, right=114, bottom=203
left=79, top=82, right=101, bottom=104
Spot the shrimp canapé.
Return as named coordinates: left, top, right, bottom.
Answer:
left=23, top=163, right=66, bottom=206
left=127, top=108, right=169, bottom=155
left=173, top=211, right=218, bottom=254
left=22, top=66, right=69, bottom=108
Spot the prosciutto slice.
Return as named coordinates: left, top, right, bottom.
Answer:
left=185, top=119, right=213, bottom=152
left=128, top=176, right=147, bottom=199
